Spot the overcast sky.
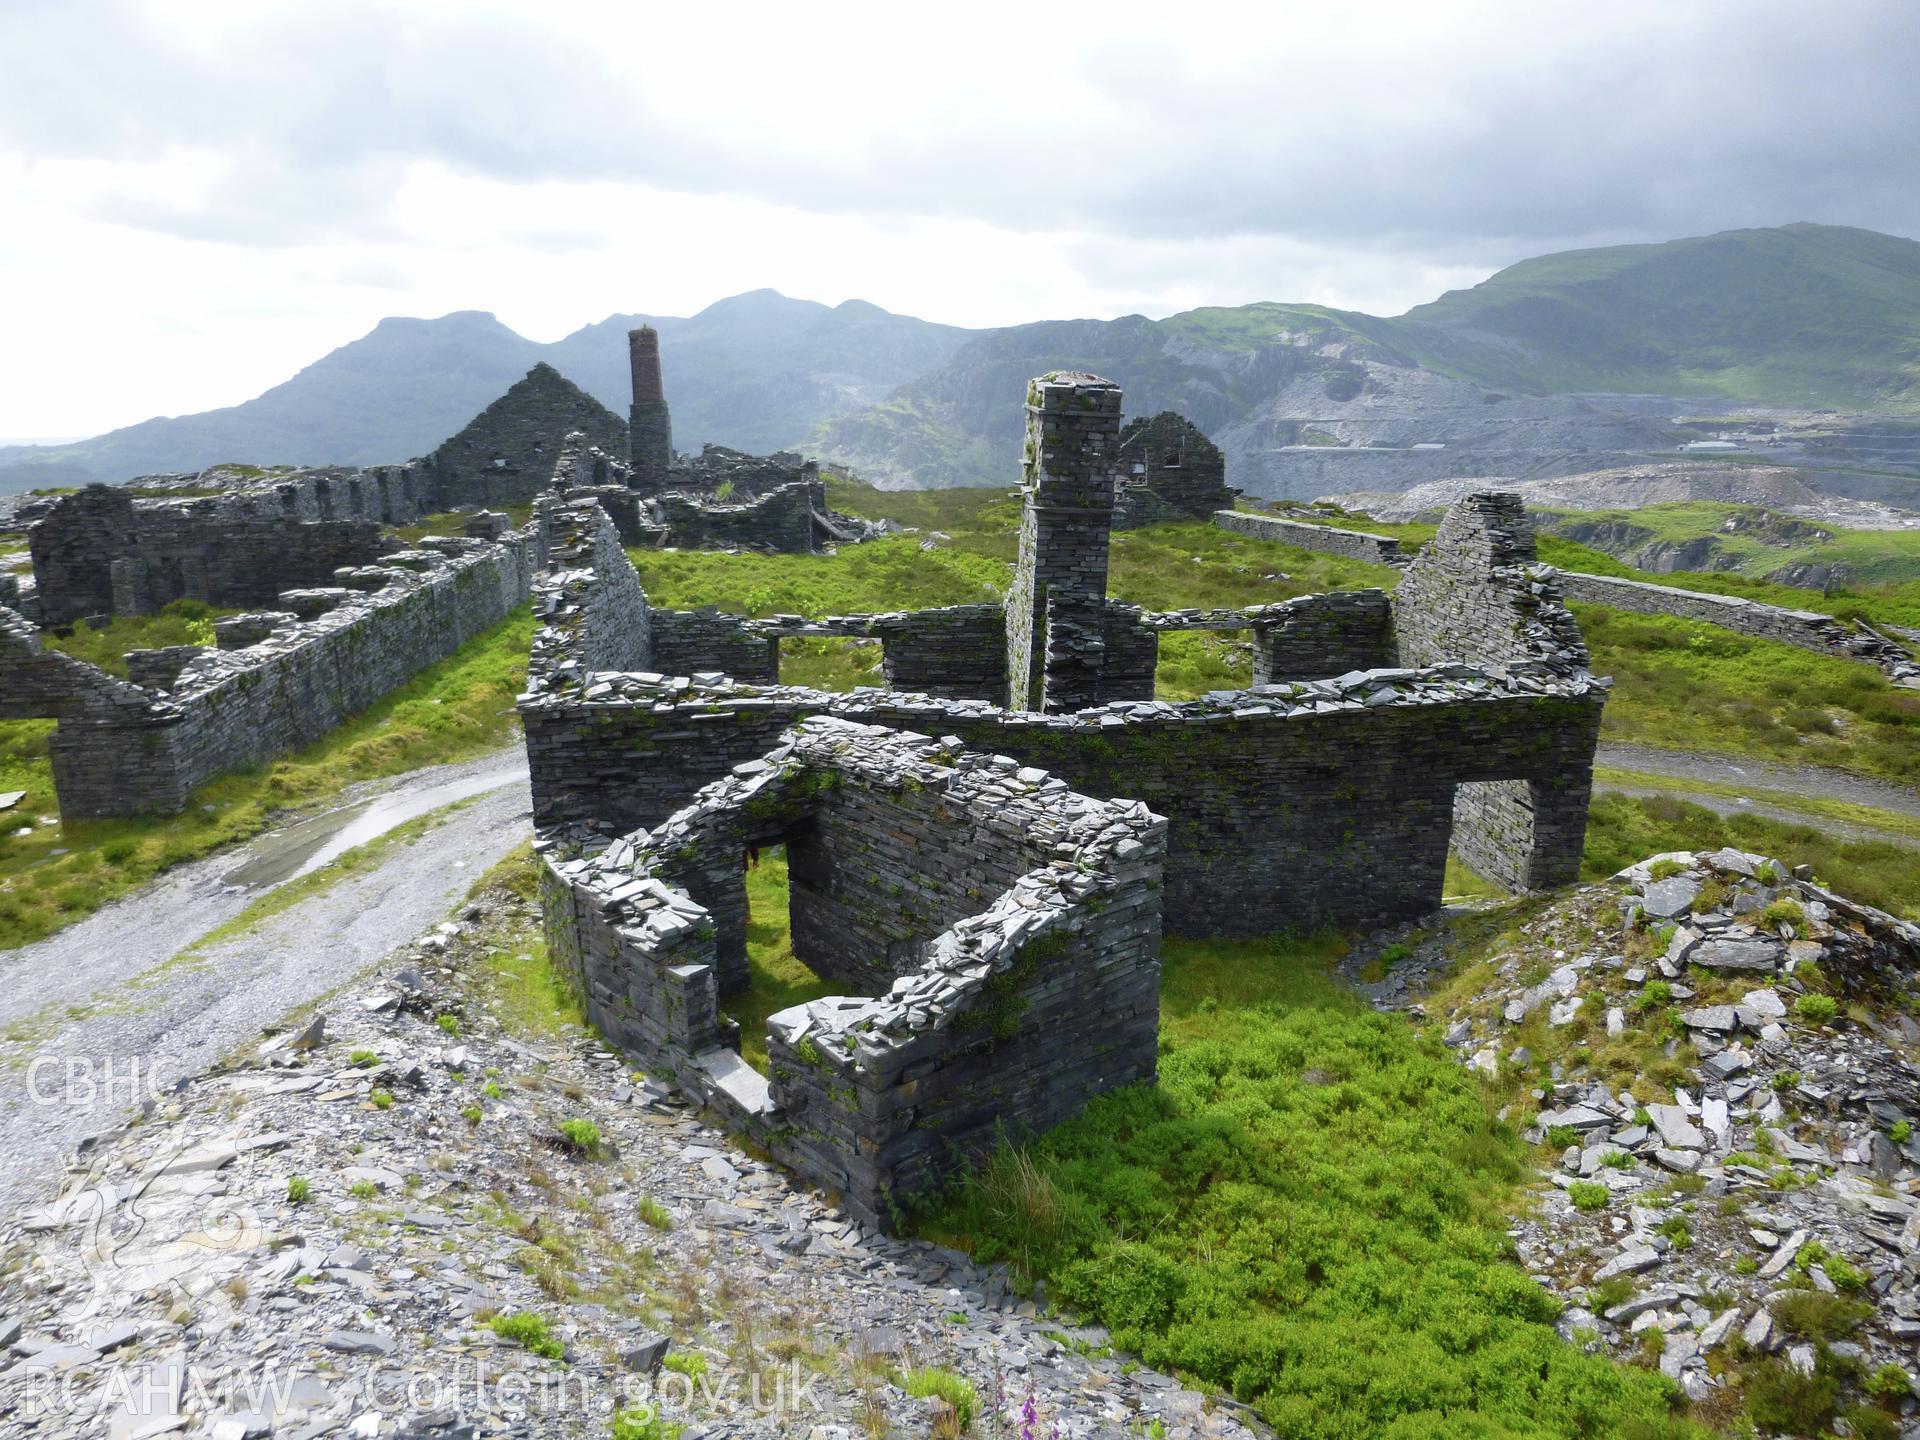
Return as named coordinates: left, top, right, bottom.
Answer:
left=4, top=0, right=1918, bottom=438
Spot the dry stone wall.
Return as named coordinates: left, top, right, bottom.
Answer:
left=1559, top=570, right=1920, bottom=686
left=523, top=661, right=1603, bottom=937
left=1393, top=492, right=1592, bottom=677
left=1212, top=508, right=1405, bottom=566
left=27, top=479, right=417, bottom=627
left=25, top=529, right=531, bottom=817
left=1005, top=373, right=1125, bottom=712
left=0, top=606, right=160, bottom=723
left=525, top=473, right=1603, bottom=933
left=538, top=717, right=1165, bottom=1228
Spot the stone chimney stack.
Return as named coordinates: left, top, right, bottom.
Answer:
left=1003, top=372, right=1124, bottom=713
left=627, top=326, right=672, bottom=491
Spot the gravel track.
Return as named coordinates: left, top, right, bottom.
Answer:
left=0, top=747, right=530, bottom=1213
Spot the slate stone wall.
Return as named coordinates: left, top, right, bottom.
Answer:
left=1393, top=491, right=1591, bottom=677
left=650, top=483, right=819, bottom=553
left=35, top=530, right=532, bottom=817
left=537, top=718, right=1165, bottom=1229
left=0, top=605, right=159, bottom=723
left=1212, top=509, right=1405, bottom=566
left=27, top=481, right=409, bottom=626
left=522, top=664, right=1603, bottom=937
left=1248, top=591, right=1396, bottom=682
left=1114, top=412, right=1235, bottom=528
left=426, top=363, right=626, bottom=510
left=1559, top=571, right=1920, bottom=685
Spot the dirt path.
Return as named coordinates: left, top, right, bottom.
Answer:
left=0, top=747, right=530, bottom=1213
left=1595, top=741, right=1920, bottom=819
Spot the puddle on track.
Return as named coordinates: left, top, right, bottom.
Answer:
left=221, top=760, right=527, bottom=891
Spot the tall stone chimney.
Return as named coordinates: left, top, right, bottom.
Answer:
left=627, top=325, right=672, bottom=490
left=1003, top=372, right=1124, bottom=713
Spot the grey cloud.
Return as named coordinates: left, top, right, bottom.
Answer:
left=4, top=0, right=1918, bottom=259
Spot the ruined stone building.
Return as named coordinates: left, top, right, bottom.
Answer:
left=424, top=362, right=627, bottom=509
left=1, top=520, right=535, bottom=817
left=1114, top=411, right=1237, bottom=527
left=526, top=369, right=1606, bottom=1225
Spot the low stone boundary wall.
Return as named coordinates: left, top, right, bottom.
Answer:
left=1560, top=571, right=1920, bottom=685
left=538, top=717, right=1165, bottom=1228
left=29, top=529, right=532, bottom=817
left=1213, top=509, right=1405, bottom=566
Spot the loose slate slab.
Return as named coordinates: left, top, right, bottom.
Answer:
left=1690, top=938, right=1781, bottom=971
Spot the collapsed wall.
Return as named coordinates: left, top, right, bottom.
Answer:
left=1559, top=570, right=1920, bottom=686
left=525, top=661, right=1602, bottom=934
left=539, top=716, right=1165, bottom=1228
left=6, top=530, right=532, bottom=817
left=27, top=476, right=425, bottom=626
left=1393, top=492, right=1591, bottom=676
left=525, top=372, right=1608, bottom=1227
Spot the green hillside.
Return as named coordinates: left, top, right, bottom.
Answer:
left=1380, top=224, right=1920, bottom=409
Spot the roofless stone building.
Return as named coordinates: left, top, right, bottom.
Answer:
left=527, top=369, right=1607, bottom=1224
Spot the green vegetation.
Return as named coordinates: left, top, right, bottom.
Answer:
left=637, top=1196, right=673, bottom=1231
left=918, top=931, right=1696, bottom=1439
left=902, top=1367, right=979, bottom=1430
left=286, top=1176, right=311, bottom=1204
left=1379, top=223, right=1920, bottom=410
left=474, top=874, right=584, bottom=1040
left=1538, top=505, right=1920, bottom=607
left=0, top=605, right=534, bottom=950
left=41, top=600, right=234, bottom=676
left=389, top=503, right=534, bottom=544
left=1795, top=993, right=1839, bottom=1024
left=488, top=1310, right=565, bottom=1360
left=1759, top=899, right=1806, bottom=929
left=661, top=1352, right=707, bottom=1381
left=369, top=1088, right=393, bottom=1110
left=611, top=1407, right=683, bottom=1440
left=1567, top=1182, right=1610, bottom=1212
left=1582, top=792, right=1920, bottom=920
left=1575, top=604, right=1920, bottom=785
left=558, top=1117, right=602, bottom=1154
left=726, top=847, right=831, bottom=1073
left=350, top=1049, right=379, bottom=1068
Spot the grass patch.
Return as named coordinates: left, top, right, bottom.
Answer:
left=902, top=1366, right=978, bottom=1431
left=472, top=846, right=584, bottom=1040
left=388, top=504, right=533, bottom=544
left=489, top=1310, right=564, bottom=1360
left=1593, top=766, right=1920, bottom=844
left=0, top=605, right=534, bottom=950
left=917, top=931, right=1698, bottom=1439
left=41, top=599, right=236, bottom=675
left=1576, top=604, right=1920, bottom=786
left=725, top=847, right=833, bottom=1073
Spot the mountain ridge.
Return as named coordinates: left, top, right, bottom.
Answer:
left=6, top=223, right=1918, bottom=495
